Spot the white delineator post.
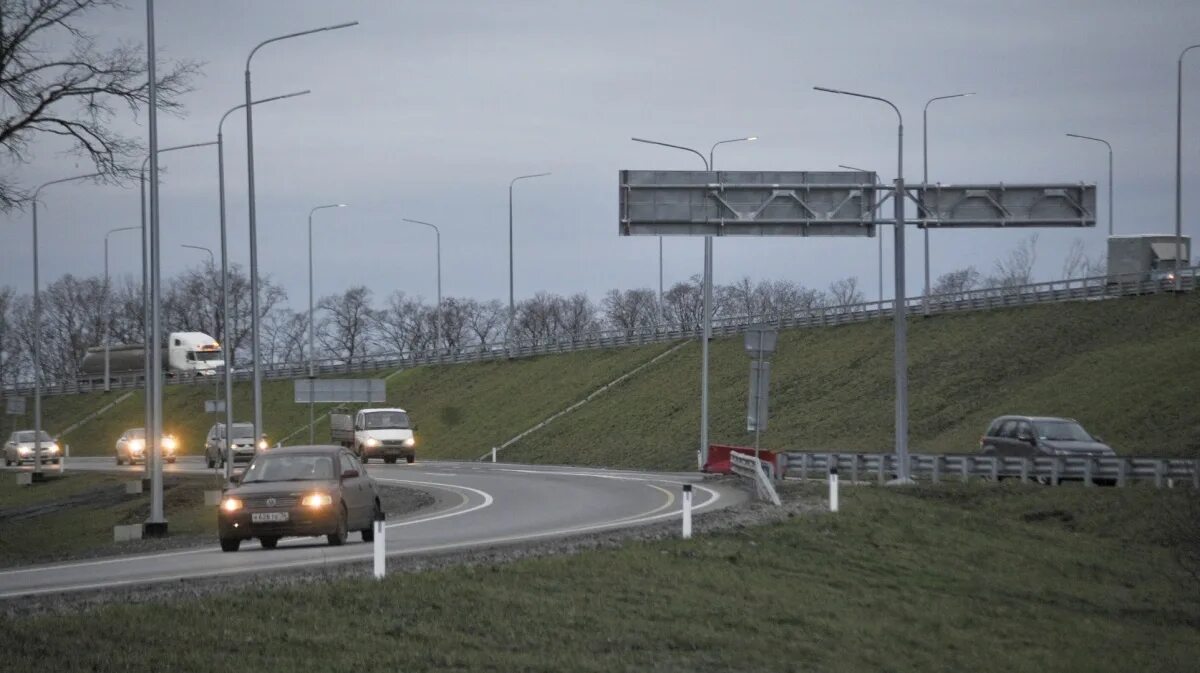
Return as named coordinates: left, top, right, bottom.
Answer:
left=492, top=447, right=497, bottom=463
left=373, top=510, right=386, bottom=579
left=829, top=466, right=839, bottom=513
left=682, top=484, right=693, bottom=539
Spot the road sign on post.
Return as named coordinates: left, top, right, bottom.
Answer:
left=744, top=327, right=778, bottom=460
left=5, top=397, right=25, bottom=416
left=294, top=379, right=386, bottom=404
left=204, top=399, right=226, bottom=414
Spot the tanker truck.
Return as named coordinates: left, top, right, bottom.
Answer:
left=78, top=331, right=224, bottom=385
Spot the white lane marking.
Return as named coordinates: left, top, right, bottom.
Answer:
left=0, top=479, right=491, bottom=580
left=418, top=472, right=458, bottom=477
left=0, top=482, right=720, bottom=599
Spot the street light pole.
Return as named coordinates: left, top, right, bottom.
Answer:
left=29, top=173, right=103, bottom=475
left=145, top=0, right=167, bottom=532
left=815, top=86, right=911, bottom=483
left=307, top=203, right=348, bottom=443
left=103, top=226, right=140, bottom=393
left=1066, top=133, right=1114, bottom=239
left=1176, top=44, right=1200, bottom=291
left=507, top=173, right=551, bottom=345
left=244, top=20, right=358, bottom=450
left=922, top=93, right=974, bottom=316
left=217, top=89, right=310, bottom=479
left=839, top=164, right=884, bottom=303
left=401, top=218, right=443, bottom=346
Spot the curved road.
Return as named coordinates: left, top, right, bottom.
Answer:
left=0, top=458, right=744, bottom=599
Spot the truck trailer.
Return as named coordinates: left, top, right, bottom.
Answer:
left=78, top=331, right=224, bottom=385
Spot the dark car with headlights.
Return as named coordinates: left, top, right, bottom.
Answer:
left=980, top=415, right=1116, bottom=459
left=217, top=446, right=381, bottom=552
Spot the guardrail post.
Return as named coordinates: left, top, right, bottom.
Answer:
left=1051, top=457, right=1062, bottom=486
left=1020, top=457, right=1030, bottom=483
left=1117, top=458, right=1128, bottom=488
left=961, top=456, right=970, bottom=484
left=1193, top=459, right=1200, bottom=490
left=1084, top=457, right=1094, bottom=487
left=990, top=456, right=999, bottom=482
left=800, top=454, right=810, bottom=482
left=878, top=455, right=886, bottom=485
left=1154, top=460, right=1165, bottom=489
left=931, top=455, right=942, bottom=484
left=851, top=454, right=860, bottom=484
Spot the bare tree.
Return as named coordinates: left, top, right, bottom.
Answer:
left=317, top=286, right=376, bottom=369
left=0, top=0, right=200, bottom=208
left=1061, top=239, right=1089, bottom=279
left=261, top=308, right=307, bottom=366
left=433, top=297, right=471, bottom=352
left=0, top=286, right=18, bottom=385
left=602, top=288, right=657, bottom=336
left=556, top=293, right=599, bottom=340
left=827, top=276, right=864, bottom=308
left=932, top=267, right=982, bottom=300
left=989, top=233, right=1039, bottom=290
left=375, top=291, right=431, bottom=355
left=463, top=298, right=504, bottom=346
left=662, top=277, right=704, bottom=331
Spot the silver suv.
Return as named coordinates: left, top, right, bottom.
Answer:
left=980, top=415, right=1116, bottom=458
left=204, top=422, right=267, bottom=468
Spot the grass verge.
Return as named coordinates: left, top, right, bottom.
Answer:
left=0, top=472, right=217, bottom=566
left=1, top=483, right=1197, bottom=672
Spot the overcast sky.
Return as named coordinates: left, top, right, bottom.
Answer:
left=3, top=0, right=1199, bottom=306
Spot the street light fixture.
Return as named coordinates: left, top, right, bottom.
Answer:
left=839, top=164, right=885, bottom=303
left=244, top=19, right=359, bottom=451
left=508, top=172, right=551, bottom=344
left=103, top=226, right=140, bottom=393
left=632, top=138, right=710, bottom=307
left=28, top=172, right=103, bottom=475
left=217, top=89, right=311, bottom=478
left=401, top=218, right=443, bottom=345
left=1175, top=43, right=1200, bottom=290
left=1065, top=133, right=1113, bottom=239
left=923, top=92, right=974, bottom=315
left=814, top=85, right=912, bottom=483
left=307, top=203, right=348, bottom=443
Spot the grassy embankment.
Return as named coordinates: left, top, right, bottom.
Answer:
left=0, top=483, right=1197, bottom=672
left=25, top=292, right=1200, bottom=471
left=0, top=472, right=216, bottom=566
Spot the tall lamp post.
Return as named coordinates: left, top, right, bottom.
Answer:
left=217, top=89, right=310, bottom=478
left=923, top=93, right=974, bottom=315
left=401, top=218, right=443, bottom=345
left=1175, top=43, right=1200, bottom=290
left=28, top=173, right=103, bottom=476
left=839, top=164, right=885, bottom=303
left=244, top=20, right=358, bottom=450
left=1065, top=133, right=1113, bottom=239
left=307, top=203, right=348, bottom=443
left=103, top=226, right=140, bottom=393
left=814, top=86, right=911, bottom=483
left=507, top=172, right=551, bottom=344
left=181, top=244, right=219, bottom=411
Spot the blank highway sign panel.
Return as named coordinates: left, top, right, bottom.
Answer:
left=914, top=183, right=1096, bottom=227
left=619, top=170, right=878, bottom=237
left=294, top=379, right=386, bottom=404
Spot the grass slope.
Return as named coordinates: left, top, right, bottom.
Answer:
left=505, top=293, right=1200, bottom=470
left=1, top=484, right=1196, bottom=672
left=21, top=293, right=1200, bottom=470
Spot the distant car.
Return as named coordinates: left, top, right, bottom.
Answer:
left=115, top=428, right=178, bottom=465
left=3, top=430, right=61, bottom=466
left=204, top=422, right=268, bottom=468
left=217, top=445, right=381, bottom=552
left=980, top=415, right=1116, bottom=459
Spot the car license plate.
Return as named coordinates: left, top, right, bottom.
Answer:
left=251, top=512, right=289, bottom=523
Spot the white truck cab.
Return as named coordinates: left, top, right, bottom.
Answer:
left=330, top=408, right=416, bottom=464
left=168, top=332, right=224, bottom=375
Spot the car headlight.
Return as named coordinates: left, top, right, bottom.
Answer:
left=403, top=437, right=415, bottom=447
left=17, top=447, right=31, bottom=455
left=230, top=443, right=238, bottom=450
left=130, top=440, right=144, bottom=452
left=47, top=444, right=59, bottom=453
left=301, top=493, right=332, bottom=508
left=258, top=440, right=269, bottom=450
left=221, top=497, right=243, bottom=512
left=163, top=437, right=177, bottom=451
left=364, top=438, right=381, bottom=448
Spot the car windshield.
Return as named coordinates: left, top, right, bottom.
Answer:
left=14, top=431, right=53, bottom=443
left=362, top=411, right=410, bottom=430
left=241, top=454, right=335, bottom=483
left=192, top=350, right=223, bottom=362
left=126, top=428, right=146, bottom=439
left=223, top=423, right=255, bottom=440
left=1034, top=421, right=1094, bottom=442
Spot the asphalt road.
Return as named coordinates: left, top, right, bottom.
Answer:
left=0, top=457, right=742, bottom=599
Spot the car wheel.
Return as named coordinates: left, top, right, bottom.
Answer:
left=406, top=455, right=415, bottom=464
left=360, top=455, right=370, bottom=464
left=219, top=538, right=241, bottom=552
left=361, top=501, right=381, bottom=542
left=206, top=454, right=215, bottom=469
left=167, top=457, right=176, bottom=464
left=384, top=456, right=397, bottom=464
left=327, top=505, right=348, bottom=547
left=259, top=536, right=279, bottom=550
left=3, top=455, right=9, bottom=466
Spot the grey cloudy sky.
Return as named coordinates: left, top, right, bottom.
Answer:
left=3, top=0, right=1200, bottom=305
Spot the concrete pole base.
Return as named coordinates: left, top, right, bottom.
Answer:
left=143, top=522, right=169, bottom=538
left=30, top=471, right=49, bottom=483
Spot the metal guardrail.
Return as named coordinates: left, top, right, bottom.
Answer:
left=6, top=266, right=1196, bottom=398
left=781, top=451, right=1200, bottom=488
left=731, top=451, right=782, bottom=504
